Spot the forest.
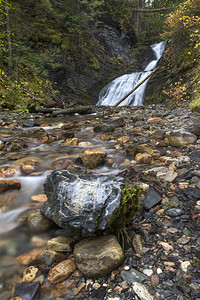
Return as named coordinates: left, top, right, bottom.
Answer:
left=0, top=0, right=199, bottom=111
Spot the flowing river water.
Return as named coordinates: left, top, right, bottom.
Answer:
left=0, top=110, right=134, bottom=286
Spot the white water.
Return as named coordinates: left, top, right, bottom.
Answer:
left=97, top=41, right=166, bottom=106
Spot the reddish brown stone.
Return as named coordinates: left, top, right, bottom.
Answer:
left=0, top=179, right=21, bottom=193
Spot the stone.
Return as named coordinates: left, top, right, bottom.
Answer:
left=22, top=266, right=38, bottom=283
left=23, top=120, right=40, bottom=127
left=0, top=166, right=20, bottom=178
left=21, top=160, right=40, bottom=174
left=150, top=274, right=159, bottom=286
left=47, top=236, right=73, bottom=252
left=152, top=130, right=166, bottom=140
left=0, top=179, right=21, bottom=193
left=62, top=138, right=79, bottom=146
left=41, top=170, right=124, bottom=235
left=14, top=282, right=40, bottom=300
left=166, top=130, right=197, bottom=147
left=16, top=248, right=43, bottom=265
left=31, top=194, right=47, bottom=204
left=157, top=241, right=173, bottom=251
left=78, top=141, right=93, bottom=146
left=132, top=234, right=143, bottom=255
left=37, top=249, right=67, bottom=270
left=180, top=261, right=191, bottom=272
left=143, top=186, right=162, bottom=210
left=49, top=279, right=76, bottom=298
left=0, top=191, right=16, bottom=211
left=26, top=209, right=53, bottom=233
left=117, top=136, right=131, bottom=144
left=132, top=282, right=154, bottom=300
left=81, top=149, right=107, bottom=168
left=135, top=153, right=153, bottom=163
left=166, top=208, right=183, bottom=217
left=93, top=124, right=115, bottom=133
left=51, top=158, right=73, bottom=170
left=125, top=144, right=137, bottom=156
left=73, top=235, right=124, bottom=278
left=38, top=135, right=57, bottom=143
left=48, top=258, right=76, bottom=284
left=147, top=117, right=162, bottom=123
left=121, top=268, right=148, bottom=283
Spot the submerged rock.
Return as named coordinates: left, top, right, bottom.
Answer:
left=73, top=235, right=124, bottom=278
left=41, top=170, right=124, bottom=235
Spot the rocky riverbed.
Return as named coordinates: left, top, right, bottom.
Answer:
left=0, top=103, right=200, bottom=300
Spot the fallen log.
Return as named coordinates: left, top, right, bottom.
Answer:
left=114, top=67, right=159, bottom=107
left=52, top=105, right=93, bottom=116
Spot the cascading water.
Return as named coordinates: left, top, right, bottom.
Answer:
left=97, top=41, right=166, bottom=106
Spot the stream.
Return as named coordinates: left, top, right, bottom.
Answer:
left=0, top=111, right=131, bottom=285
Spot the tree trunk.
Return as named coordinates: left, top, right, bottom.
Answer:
left=6, top=2, right=12, bottom=78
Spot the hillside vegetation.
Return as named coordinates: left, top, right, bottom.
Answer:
left=0, top=0, right=199, bottom=111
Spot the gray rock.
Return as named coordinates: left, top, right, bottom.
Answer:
left=73, top=235, right=124, bottom=278
left=121, top=267, right=149, bottom=284
left=166, top=130, right=197, bottom=147
left=143, top=186, right=162, bottom=210
left=41, top=170, right=124, bottom=236
left=166, top=208, right=183, bottom=217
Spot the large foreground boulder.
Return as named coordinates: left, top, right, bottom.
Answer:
left=41, top=170, right=125, bottom=236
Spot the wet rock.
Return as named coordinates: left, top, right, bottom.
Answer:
left=73, top=235, right=124, bottom=278
left=21, top=160, right=40, bottom=175
left=62, top=137, right=79, bottom=146
left=23, top=120, right=40, bottom=127
left=51, top=158, right=73, bottom=170
left=37, top=249, right=67, bottom=270
left=48, top=258, right=76, bottom=284
left=47, top=236, right=73, bottom=252
left=147, top=117, right=162, bottom=123
left=25, top=209, right=53, bottom=233
left=78, top=141, right=93, bottom=146
left=14, top=282, right=40, bottom=300
left=38, top=135, right=57, bottom=144
left=93, top=124, right=115, bottom=133
left=117, top=136, right=131, bottom=144
left=42, top=170, right=124, bottom=235
left=61, top=131, right=74, bottom=139
left=135, top=153, right=153, bottom=163
left=132, top=282, right=154, bottom=300
left=0, top=179, right=21, bottom=193
left=0, top=191, right=17, bottom=211
left=81, top=149, right=107, bottom=168
left=121, top=268, right=148, bottom=283
left=0, top=166, right=20, bottom=178
left=157, top=241, right=173, bottom=251
left=150, top=274, right=159, bottom=286
left=16, top=248, right=43, bottom=266
left=22, top=266, right=38, bottom=283
left=143, top=186, right=162, bottom=210
left=166, top=130, right=197, bottom=147
left=125, top=144, right=137, bottom=156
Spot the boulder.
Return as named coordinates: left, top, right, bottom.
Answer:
left=166, top=130, right=197, bottom=147
left=73, top=235, right=124, bottom=278
left=41, top=170, right=124, bottom=236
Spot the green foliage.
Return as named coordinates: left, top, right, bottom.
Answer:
left=106, top=182, right=141, bottom=234
left=160, top=0, right=200, bottom=106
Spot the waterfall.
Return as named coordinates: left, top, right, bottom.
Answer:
left=97, top=41, right=166, bottom=106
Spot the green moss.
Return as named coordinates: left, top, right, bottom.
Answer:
left=106, top=182, right=141, bottom=234
left=190, top=93, right=200, bottom=112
